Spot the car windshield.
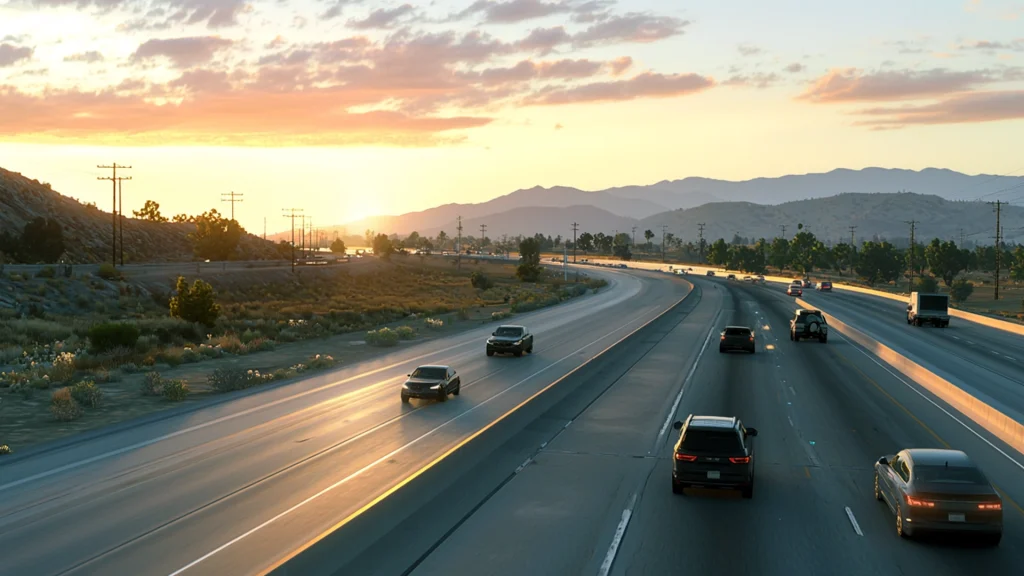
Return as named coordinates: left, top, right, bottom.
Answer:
left=494, top=327, right=523, bottom=337
left=681, top=429, right=742, bottom=453
left=724, top=328, right=750, bottom=336
left=411, top=367, right=446, bottom=379
left=913, top=465, right=988, bottom=484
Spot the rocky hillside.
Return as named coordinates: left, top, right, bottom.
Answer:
left=0, top=167, right=280, bottom=263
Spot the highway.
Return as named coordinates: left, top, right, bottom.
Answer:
left=796, top=286, right=1024, bottom=425
left=331, top=275, right=1024, bottom=576
left=0, top=267, right=688, bottom=576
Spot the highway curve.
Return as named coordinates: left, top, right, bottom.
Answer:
left=0, top=267, right=688, bottom=576
left=335, top=275, right=1024, bottom=576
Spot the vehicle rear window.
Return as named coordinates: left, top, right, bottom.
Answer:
left=920, top=295, right=948, bottom=311
left=798, top=313, right=824, bottom=323
left=411, top=367, right=446, bottom=379
left=495, top=327, right=523, bottom=337
left=913, top=465, right=988, bottom=484
left=822, top=282, right=832, bottom=287
left=724, top=328, right=750, bottom=336
left=681, top=429, right=743, bottom=453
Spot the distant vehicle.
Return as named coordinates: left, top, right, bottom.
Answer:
left=790, top=309, right=827, bottom=343
left=674, top=269, right=687, bottom=275
left=727, top=274, right=737, bottom=280
left=618, top=263, right=627, bottom=268
left=756, top=275, right=765, bottom=283
left=907, top=292, right=950, bottom=327
left=706, top=271, right=716, bottom=277
left=742, top=275, right=752, bottom=282
left=401, top=365, right=461, bottom=403
left=719, top=326, right=755, bottom=354
left=355, top=249, right=366, bottom=258
left=875, top=448, right=1001, bottom=544
left=581, top=258, right=589, bottom=263
left=486, top=325, right=534, bottom=357
left=671, top=415, right=757, bottom=498
left=817, top=281, right=833, bottom=292
left=442, top=251, right=450, bottom=256
left=786, top=283, right=803, bottom=296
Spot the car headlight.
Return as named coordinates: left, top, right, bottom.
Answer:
left=402, top=383, right=411, bottom=389
left=430, top=384, right=441, bottom=390
left=514, top=339, right=523, bottom=346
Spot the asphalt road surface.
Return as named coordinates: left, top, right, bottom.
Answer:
left=796, top=286, right=1024, bottom=424
left=0, top=267, right=688, bottom=576
left=339, top=275, right=1024, bottom=576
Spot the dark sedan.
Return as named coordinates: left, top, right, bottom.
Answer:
left=875, top=448, right=1002, bottom=544
left=486, top=325, right=534, bottom=357
left=719, top=326, right=755, bottom=354
left=671, top=415, right=757, bottom=498
left=400, top=365, right=461, bottom=403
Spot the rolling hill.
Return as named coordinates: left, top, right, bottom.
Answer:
left=0, top=167, right=280, bottom=263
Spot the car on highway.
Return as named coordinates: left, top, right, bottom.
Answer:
left=875, top=448, right=1002, bottom=544
left=706, top=271, right=716, bottom=277
left=786, top=282, right=803, bottom=296
left=719, top=326, right=755, bottom=353
left=742, top=275, right=752, bottom=282
left=727, top=274, right=737, bottom=280
left=756, top=275, right=765, bottom=283
left=401, top=365, right=461, bottom=403
left=674, top=269, right=687, bottom=275
left=671, top=415, right=758, bottom=498
left=790, top=309, right=828, bottom=342
left=817, top=281, right=833, bottom=292
left=486, top=325, right=534, bottom=357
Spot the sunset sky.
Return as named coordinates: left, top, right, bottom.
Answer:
left=1, top=0, right=1023, bottom=234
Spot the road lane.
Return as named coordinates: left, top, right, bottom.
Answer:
left=0, top=268, right=689, bottom=576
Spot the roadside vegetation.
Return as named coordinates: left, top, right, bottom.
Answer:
left=0, top=254, right=604, bottom=451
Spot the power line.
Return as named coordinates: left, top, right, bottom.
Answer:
left=282, top=208, right=303, bottom=272
left=848, top=225, right=857, bottom=249
left=780, top=224, right=787, bottom=240
left=221, top=191, right=244, bottom=221
left=571, top=222, right=579, bottom=264
left=697, top=223, right=706, bottom=264
left=456, top=216, right=463, bottom=271
left=661, top=224, right=668, bottom=262
left=990, top=201, right=1002, bottom=300
left=97, top=163, right=131, bottom=267
left=479, top=223, right=487, bottom=249
left=904, top=220, right=917, bottom=288
left=631, top=226, right=637, bottom=248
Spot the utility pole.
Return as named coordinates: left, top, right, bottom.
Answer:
left=631, top=226, right=637, bottom=248
left=97, top=163, right=131, bottom=266
left=282, top=208, right=303, bottom=272
left=479, top=223, right=487, bottom=251
left=780, top=224, right=787, bottom=240
left=904, top=220, right=917, bottom=288
left=118, top=177, right=128, bottom=266
left=221, top=191, right=243, bottom=221
left=848, top=225, right=857, bottom=248
left=698, top=223, right=706, bottom=264
left=571, top=222, right=579, bottom=263
left=959, top=228, right=965, bottom=248
left=661, top=224, right=668, bottom=262
left=456, top=216, right=463, bottom=271
left=990, top=201, right=1002, bottom=300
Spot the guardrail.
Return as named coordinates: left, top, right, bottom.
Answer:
left=796, top=297, right=1024, bottom=456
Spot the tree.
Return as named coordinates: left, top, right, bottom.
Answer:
left=925, top=239, right=967, bottom=287
left=856, top=241, right=902, bottom=286
left=914, top=275, right=939, bottom=293
left=789, top=231, right=819, bottom=274
left=664, top=232, right=675, bottom=253
left=189, top=209, right=242, bottom=261
left=169, top=276, right=220, bottom=327
left=133, top=200, right=168, bottom=222
left=517, top=237, right=543, bottom=281
left=406, top=231, right=421, bottom=247
left=372, top=233, right=393, bottom=259
left=949, top=277, right=974, bottom=304
left=172, top=214, right=194, bottom=223
left=905, top=242, right=925, bottom=277
left=20, top=217, right=65, bottom=263
left=1012, top=246, right=1024, bottom=282
left=577, top=232, right=594, bottom=253
left=612, top=232, right=632, bottom=260
left=436, top=230, right=448, bottom=249
left=831, top=242, right=853, bottom=274
left=330, top=238, right=347, bottom=254
left=707, top=238, right=729, bottom=266
left=769, top=237, right=790, bottom=270
left=644, top=229, right=654, bottom=252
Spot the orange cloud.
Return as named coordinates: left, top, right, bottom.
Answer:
left=854, top=90, right=1024, bottom=128
left=525, top=72, right=714, bottom=105
left=798, top=67, right=993, bottom=102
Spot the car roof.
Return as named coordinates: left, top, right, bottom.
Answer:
left=905, top=448, right=973, bottom=467
left=796, top=308, right=822, bottom=314
left=724, top=325, right=752, bottom=330
left=415, top=364, right=450, bottom=370
left=496, top=324, right=525, bottom=329
left=688, top=415, right=738, bottom=429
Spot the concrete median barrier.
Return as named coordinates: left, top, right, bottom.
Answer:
left=795, top=297, right=1024, bottom=456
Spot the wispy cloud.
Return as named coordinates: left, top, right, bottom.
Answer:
left=854, top=90, right=1024, bottom=128
left=63, top=50, right=105, bottom=63
left=784, top=62, right=805, bottom=73
left=0, top=43, right=34, bottom=67
left=798, top=68, right=996, bottom=102
left=725, top=72, right=780, bottom=89
left=131, top=36, right=233, bottom=68
left=574, top=12, right=689, bottom=46
left=349, top=4, right=416, bottom=30
left=525, top=72, right=713, bottom=105
left=957, top=38, right=1024, bottom=52
left=737, top=44, right=761, bottom=57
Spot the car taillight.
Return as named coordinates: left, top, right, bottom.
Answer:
left=748, top=336, right=754, bottom=341
left=720, top=335, right=725, bottom=340
left=978, top=503, right=1002, bottom=511
left=905, top=495, right=934, bottom=507
left=729, top=456, right=750, bottom=464
left=674, top=452, right=697, bottom=462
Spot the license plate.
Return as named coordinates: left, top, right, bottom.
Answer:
left=707, top=471, right=720, bottom=479
left=948, top=513, right=965, bottom=523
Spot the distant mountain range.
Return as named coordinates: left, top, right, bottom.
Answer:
left=321, top=168, right=1023, bottom=243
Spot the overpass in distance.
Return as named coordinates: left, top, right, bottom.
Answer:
left=1, top=264, right=1022, bottom=576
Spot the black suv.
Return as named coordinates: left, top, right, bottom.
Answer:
left=790, top=309, right=828, bottom=343
left=401, top=365, right=461, bottom=403
left=671, top=415, right=758, bottom=498
left=486, top=325, right=534, bottom=357
left=719, top=326, right=755, bottom=354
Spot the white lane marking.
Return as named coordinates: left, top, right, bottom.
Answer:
left=514, top=458, right=532, bottom=474
left=1004, top=354, right=1015, bottom=360
left=967, top=340, right=975, bottom=345
left=991, top=351, right=1001, bottom=356
left=539, top=441, right=548, bottom=449
left=790, top=386, right=797, bottom=395
left=787, top=416, right=795, bottom=428
left=167, top=291, right=690, bottom=575
left=951, top=335, right=960, bottom=340
left=597, top=493, right=637, bottom=576
left=564, top=420, right=573, bottom=429
left=655, top=311, right=721, bottom=448
left=845, top=506, right=864, bottom=536
left=836, top=333, right=1024, bottom=473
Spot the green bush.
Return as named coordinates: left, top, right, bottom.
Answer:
left=914, top=275, right=939, bottom=293
left=48, top=352, right=76, bottom=384
left=248, top=337, right=276, bottom=352
left=35, top=266, right=56, bottom=278
left=30, top=377, right=51, bottom=390
left=491, top=310, right=510, bottom=321
left=71, top=380, right=103, bottom=408
left=50, top=387, right=83, bottom=421
left=169, top=276, right=220, bottom=327
left=140, top=372, right=164, bottom=396
left=134, top=334, right=161, bottom=354
left=88, top=322, right=141, bottom=354
left=181, top=348, right=201, bottom=363
left=470, top=271, right=493, bottom=290
left=365, top=328, right=400, bottom=347
left=950, top=277, right=974, bottom=304
left=157, top=348, right=184, bottom=367
left=97, top=263, right=121, bottom=281
left=308, top=354, right=336, bottom=370
left=162, top=379, right=189, bottom=401
left=395, top=326, right=416, bottom=340
left=208, top=367, right=250, bottom=392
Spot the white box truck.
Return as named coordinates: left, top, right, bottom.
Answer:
left=907, top=292, right=950, bottom=327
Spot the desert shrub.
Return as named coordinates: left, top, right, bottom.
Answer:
left=208, top=367, right=248, bottom=392
left=93, top=369, right=118, bottom=383
left=121, top=362, right=140, bottom=373
left=0, top=445, right=10, bottom=455
left=365, top=328, right=399, bottom=347
left=11, top=379, right=34, bottom=398
left=0, top=370, right=29, bottom=388
left=308, top=354, right=336, bottom=370
left=30, top=376, right=51, bottom=390
left=135, top=317, right=201, bottom=345
left=140, top=372, right=164, bottom=396
left=247, top=337, right=276, bottom=352
left=5, top=318, right=73, bottom=344
left=47, top=351, right=77, bottom=384
left=88, top=322, right=140, bottom=354
left=395, top=326, right=416, bottom=340
left=70, top=380, right=103, bottom=408
left=169, top=276, right=220, bottom=327
left=156, top=348, right=184, bottom=367
left=134, top=334, right=161, bottom=354
left=491, top=310, right=510, bottom=321
left=470, top=271, right=493, bottom=290
left=50, top=387, right=83, bottom=421
left=424, top=317, right=444, bottom=330
left=35, top=266, right=56, bottom=278
left=950, top=277, right=974, bottom=304
left=914, top=275, right=939, bottom=293
left=180, top=347, right=201, bottom=363
left=210, top=334, right=245, bottom=354
left=97, top=262, right=121, bottom=281
left=162, top=379, right=189, bottom=401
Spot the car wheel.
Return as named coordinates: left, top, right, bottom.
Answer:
left=438, top=388, right=448, bottom=402
left=984, top=532, right=1002, bottom=547
left=401, top=393, right=409, bottom=404
left=719, top=346, right=725, bottom=353
left=820, top=336, right=827, bottom=344
left=874, top=473, right=883, bottom=501
left=896, top=505, right=910, bottom=538
left=486, top=350, right=494, bottom=357
left=527, top=346, right=533, bottom=353
left=672, top=479, right=685, bottom=495
left=741, top=483, right=753, bottom=499
left=453, top=384, right=461, bottom=396
left=749, top=347, right=755, bottom=354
